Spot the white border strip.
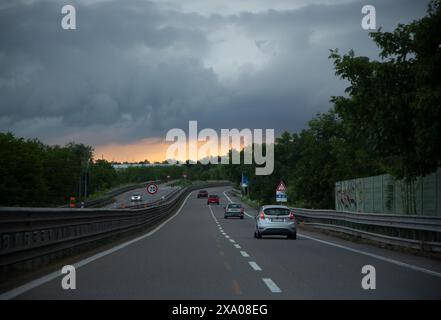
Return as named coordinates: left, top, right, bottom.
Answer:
left=223, top=189, right=441, bottom=279
left=249, top=261, right=262, bottom=271
left=298, top=233, right=441, bottom=278
left=0, top=192, right=194, bottom=300
left=262, top=278, right=282, bottom=293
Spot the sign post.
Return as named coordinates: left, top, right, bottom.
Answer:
left=241, top=174, right=249, bottom=196
left=276, top=181, right=287, bottom=204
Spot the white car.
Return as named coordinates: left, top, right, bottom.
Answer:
left=254, top=205, right=296, bottom=239
left=130, top=194, right=142, bottom=202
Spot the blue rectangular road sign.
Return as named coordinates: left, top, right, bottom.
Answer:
left=241, top=174, right=249, bottom=187
left=276, top=191, right=287, bottom=202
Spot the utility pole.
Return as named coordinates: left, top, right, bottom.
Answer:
left=84, top=159, right=89, bottom=201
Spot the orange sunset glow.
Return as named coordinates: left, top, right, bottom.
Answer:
left=94, top=138, right=170, bottom=163
left=94, top=137, right=247, bottom=163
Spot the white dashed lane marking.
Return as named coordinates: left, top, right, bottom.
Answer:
left=249, top=261, right=262, bottom=271
left=213, top=191, right=285, bottom=294
left=262, top=278, right=282, bottom=293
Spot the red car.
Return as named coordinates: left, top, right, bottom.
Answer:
left=197, top=190, right=208, bottom=198
left=207, top=194, right=220, bottom=205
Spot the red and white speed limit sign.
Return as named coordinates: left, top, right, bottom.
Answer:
left=146, top=183, right=158, bottom=195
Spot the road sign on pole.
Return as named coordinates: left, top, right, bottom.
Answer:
left=276, top=181, right=287, bottom=203
left=146, top=182, right=158, bottom=195
left=241, top=174, right=249, bottom=187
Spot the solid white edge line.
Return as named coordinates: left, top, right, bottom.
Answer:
left=224, top=189, right=441, bottom=279
left=223, top=191, right=233, bottom=203
left=0, top=191, right=195, bottom=300
left=208, top=204, right=215, bottom=216
left=298, top=233, right=441, bottom=278
left=223, top=190, right=254, bottom=218
left=244, top=212, right=254, bottom=218
left=249, top=261, right=262, bottom=271
left=262, top=278, right=282, bottom=293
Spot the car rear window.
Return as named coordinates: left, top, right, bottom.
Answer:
left=264, top=208, right=290, bottom=216
left=228, top=204, right=241, bottom=209
left=209, top=195, right=218, bottom=198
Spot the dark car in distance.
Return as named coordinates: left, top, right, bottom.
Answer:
left=197, top=190, right=208, bottom=198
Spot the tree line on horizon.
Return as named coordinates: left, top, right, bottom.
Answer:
left=1, top=1, right=439, bottom=208
left=0, top=133, right=187, bottom=207
left=186, top=0, right=441, bottom=209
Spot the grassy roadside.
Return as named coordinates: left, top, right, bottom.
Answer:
left=167, top=179, right=193, bottom=187
left=85, top=182, right=137, bottom=201
left=241, top=196, right=261, bottom=210
left=227, top=189, right=262, bottom=209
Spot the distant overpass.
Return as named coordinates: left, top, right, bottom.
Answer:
left=111, top=163, right=181, bottom=170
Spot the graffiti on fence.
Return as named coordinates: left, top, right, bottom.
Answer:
left=336, top=179, right=363, bottom=211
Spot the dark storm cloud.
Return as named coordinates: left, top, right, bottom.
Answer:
left=0, top=0, right=430, bottom=146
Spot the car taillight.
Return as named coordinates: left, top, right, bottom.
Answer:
left=259, top=212, right=265, bottom=220
left=289, top=212, right=296, bottom=221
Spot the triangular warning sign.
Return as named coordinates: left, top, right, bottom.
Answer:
left=276, top=181, right=286, bottom=192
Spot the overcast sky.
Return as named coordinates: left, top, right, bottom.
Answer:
left=0, top=0, right=430, bottom=161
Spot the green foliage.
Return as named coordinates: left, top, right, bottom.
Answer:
left=191, top=110, right=381, bottom=209
left=0, top=133, right=47, bottom=206
left=179, top=1, right=440, bottom=209
left=329, top=0, right=441, bottom=180
left=0, top=133, right=94, bottom=206
left=116, top=165, right=184, bottom=184
left=90, top=160, right=117, bottom=192
left=1, top=2, right=438, bottom=210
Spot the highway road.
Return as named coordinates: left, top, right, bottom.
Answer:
left=104, top=183, right=179, bottom=209
left=6, top=186, right=441, bottom=299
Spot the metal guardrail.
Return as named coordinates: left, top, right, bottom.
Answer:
left=0, top=182, right=232, bottom=271
left=291, top=208, right=441, bottom=252
left=122, top=186, right=182, bottom=210
left=84, top=180, right=162, bottom=208
left=225, top=190, right=441, bottom=252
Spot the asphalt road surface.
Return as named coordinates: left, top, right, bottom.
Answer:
left=7, top=186, right=441, bottom=299
left=104, top=183, right=179, bottom=209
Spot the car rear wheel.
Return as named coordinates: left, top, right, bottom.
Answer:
left=255, top=231, right=262, bottom=239
left=288, top=233, right=297, bottom=240
left=224, top=216, right=228, bottom=219
left=240, top=216, right=244, bottom=219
